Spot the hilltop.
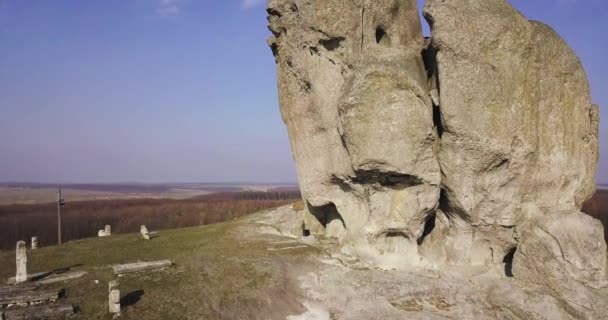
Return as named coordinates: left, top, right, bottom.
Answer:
left=0, top=205, right=315, bottom=319
left=3, top=204, right=607, bottom=319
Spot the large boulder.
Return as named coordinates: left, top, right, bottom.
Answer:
left=422, top=0, right=600, bottom=268
left=268, top=0, right=441, bottom=265
left=269, top=0, right=604, bottom=313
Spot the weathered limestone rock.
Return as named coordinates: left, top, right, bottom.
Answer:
left=30, top=237, right=38, bottom=250
left=15, top=241, right=27, bottom=284
left=108, top=280, right=120, bottom=314
left=268, top=0, right=440, bottom=267
left=512, top=211, right=607, bottom=313
left=421, top=0, right=601, bottom=268
left=420, top=0, right=605, bottom=312
left=269, top=0, right=604, bottom=315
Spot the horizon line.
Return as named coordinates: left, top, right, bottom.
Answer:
left=0, top=181, right=299, bottom=186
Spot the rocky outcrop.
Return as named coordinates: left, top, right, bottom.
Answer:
left=268, top=0, right=604, bottom=315
left=268, top=0, right=440, bottom=268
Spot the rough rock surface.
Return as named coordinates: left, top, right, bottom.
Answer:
left=246, top=206, right=608, bottom=320
left=268, top=0, right=604, bottom=317
left=268, top=0, right=441, bottom=268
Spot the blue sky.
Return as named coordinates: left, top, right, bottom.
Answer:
left=0, top=0, right=605, bottom=184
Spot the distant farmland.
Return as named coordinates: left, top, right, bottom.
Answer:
left=0, top=186, right=604, bottom=250
left=0, top=182, right=298, bottom=205
left=0, top=190, right=301, bottom=250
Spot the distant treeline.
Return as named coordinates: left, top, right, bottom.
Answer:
left=193, top=190, right=301, bottom=201
left=1, top=188, right=602, bottom=250
left=0, top=191, right=301, bottom=250
left=0, top=182, right=247, bottom=194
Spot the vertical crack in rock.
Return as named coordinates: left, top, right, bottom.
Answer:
left=438, top=189, right=470, bottom=223
left=360, top=7, right=365, bottom=51
left=417, top=212, right=436, bottom=245
left=503, top=247, right=517, bottom=277
left=432, top=105, right=444, bottom=138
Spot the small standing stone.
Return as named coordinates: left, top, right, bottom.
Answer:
left=98, top=225, right=112, bottom=237
left=108, top=280, right=120, bottom=314
left=140, top=225, right=150, bottom=240
left=31, top=237, right=39, bottom=250
left=15, top=241, right=27, bottom=284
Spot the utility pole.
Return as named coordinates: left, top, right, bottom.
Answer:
left=57, top=188, right=65, bottom=245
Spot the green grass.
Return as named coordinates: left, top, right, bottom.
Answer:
left=0, top=214, right=316, bottom=319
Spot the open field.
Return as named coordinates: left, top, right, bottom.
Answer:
left=0, top=183, right=299, bottom=205
left=0, top=191, right=301, bottom=250
left=0, top=212, right=316, bottom=319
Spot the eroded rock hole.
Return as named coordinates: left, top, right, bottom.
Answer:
left=319, top=37, right=344, bottom=51
left=375, top=26, right=390, bottom=47
left=417, top=212, right=436, bottom=245
left=503, top=247, right=517, bottom=277
left=269, top=42, right=279, bottom=58
left=385, top=231, right=408, bottom=238
left=302, top=222, right=310, bottom=237
left=307, top=202, right=347, bottom=239
left=302, top=80, right=312, bottom=92
left=351, top=170, right=423, bottom=187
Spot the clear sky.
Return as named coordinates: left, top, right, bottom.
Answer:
left=0, top=0, right=606, bottom=184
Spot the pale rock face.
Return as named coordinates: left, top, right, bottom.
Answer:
left=268, top=0, right=604, bottom=313
left=268, top=0, right=440, bottom=266
left=422, top=0, right=600, bottom=266
left=512, top=211, right=607, bottom=314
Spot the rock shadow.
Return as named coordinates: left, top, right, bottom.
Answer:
left=121, top=290, right=145, bottom=307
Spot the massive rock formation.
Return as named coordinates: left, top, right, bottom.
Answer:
left=268, top=0, right=441, bottom=268
left=268, top=0, right=604, bottom=315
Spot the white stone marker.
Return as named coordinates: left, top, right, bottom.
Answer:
left=15, top=241, right=27, bottom=284
left=140, top=225, right=150, bottom=240
left=108, top=280, right=121, bottom=314
left=98, top=225, right=112, bottom=237
left=31, top=237, right=39, bottom=250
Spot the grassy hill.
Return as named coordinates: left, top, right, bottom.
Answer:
left=0, top=208, right=315, bottom=319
